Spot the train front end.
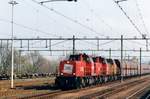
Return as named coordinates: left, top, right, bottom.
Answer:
left=55, top=54, right=85, bottom=89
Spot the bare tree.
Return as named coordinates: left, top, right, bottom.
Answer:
left=0, top=44, right=20, bottom=75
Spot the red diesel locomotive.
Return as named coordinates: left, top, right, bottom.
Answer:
left=55, top=53, right=150, bottom=89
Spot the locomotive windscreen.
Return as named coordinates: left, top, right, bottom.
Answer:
left=114, top=59, right=121, bottom=69
left=69, top=55, right=80, bottom=61
left=106, top=59, right=114, bottom=65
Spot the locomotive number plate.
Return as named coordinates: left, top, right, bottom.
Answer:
left=64, top=64, right=73, bottom=74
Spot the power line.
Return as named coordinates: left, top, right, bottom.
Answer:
left=20, top=0, right=85, bottom=37
left=82, top=40, right=97, bottom=46
left=21, top=39, right=69, bottom=48
left=99, top=40, right=116, bottom=46
left=0, top=18, right=58, bottom=37
left=113, top=0, right=143, bottom=36
left=14, top=22, right=58, bottom=37
left=82, top=1, right=121, bottom=36
left=135, top=0, right=149, bottom=37
left=126, top=40, right=145, bottom=46
left=82, top=40, right=117, bottom=50
left=31, top=0, right=107, bottom=37
left=114, top=0, right=149, bottom=50
left=51, top=40, right=69, bottom=47
left=22, top=0, right=106, bottom=37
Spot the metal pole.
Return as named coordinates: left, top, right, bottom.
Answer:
left=7, top=40, right=9, bottom=48
left=46, top=40, right=48, bottom=48
left=0, top=42, right=2, bottom=73
left=73, top=35, right=75, bottom=55
left=128, top=55, right=129, bottom=61
left=9, top=0, right=18, bottom=89
left=11, top=2, right=14, bottom=89
left=146, top=40, right=148, bottom=51
left=19, top=50, right=21, bottom=74
left=121, top=35, right=123, bottom=82
left=0, top=40, right=2, bottom=48
left=140, top=48, right=142, bottom=76
left=97, top=40, right=99, bottom=51
left=49, top=40, right=51, bottom=51
left=28, top=40, right=29, bottom=51
left=109, top=48, right=111, bottom=59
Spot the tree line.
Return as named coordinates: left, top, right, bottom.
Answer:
left=0, top=44, right=58, bottom=75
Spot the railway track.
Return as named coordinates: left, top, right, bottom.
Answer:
left=126, top=83, right=150, bottom=99
left=78, top=76, right=150, bottom=99
left=18, top=76, right=150, bottom=99
left=0, top=75, right=148, bottom=98
left=126, top=86, right=148, bottom=99
left=80, top=79, right=146, bottom=99
left=18, top=79, right=121, bottom=98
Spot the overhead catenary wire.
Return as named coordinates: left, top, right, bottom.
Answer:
left=113, top=0, right=150, bottom=50
left=0, top=18, right=58, bottom=37
left=20, top=0, right=106, bottom=38
left=82, top=0, right=121, bottom=37
left=20, top=0, right=87, bottom=37
left=82, top=40, right=116, bottom=47
left=113, top=0, right=143, bottom=36
left=126, top=40, right=145, bottom=46
left=21, top=39, right=69, bottom=48
left=99, top=40, right=116, bottom=46
left=31, top=0, right=107, bottom=37
left=0, top=17, right=65, bottom=50
left=135, top=0, right=149, bottom=37
left=1, top=0, right=149, bottom=52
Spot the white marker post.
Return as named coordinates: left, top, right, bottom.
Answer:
left=9, top=0, right=18, bottom=89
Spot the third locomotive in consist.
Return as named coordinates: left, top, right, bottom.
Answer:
left=55, top=53, right=150, bottom=89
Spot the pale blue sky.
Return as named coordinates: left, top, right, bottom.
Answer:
left=0, top=0, right=150, bottom=60
left=0, top=0, right=149, bottom=38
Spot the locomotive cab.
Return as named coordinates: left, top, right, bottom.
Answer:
left=55, top=53, right=93, bottom=89
left=59, top=54, right=85, bottom=77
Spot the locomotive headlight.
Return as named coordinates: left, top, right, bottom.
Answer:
left=61, top=73, right=63, bottom=75
left=73, top=73, right=76, bottom=75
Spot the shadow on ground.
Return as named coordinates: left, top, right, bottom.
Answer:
left=15, top=83, right=58, bottom=91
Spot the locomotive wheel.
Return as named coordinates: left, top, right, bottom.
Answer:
left=84, top=77, right=88, bottom=86
left=105, top=76, right=108, bottom=82
left=79, top=78, right=83, bottom=88
left=99, top=76, right=102, bottom=84
left=89, top=77, right=92, bottom=86
left=86, top=77, right=90, bottom=86
left=73, top=77, right=80, bottom=89
left=101, top=76, right=104, bottom=83
left=94, top=77, right=98, bottom=85
left=81, top=78, right=86, bottom=88
left=55, top=78, right=59, bottom=88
